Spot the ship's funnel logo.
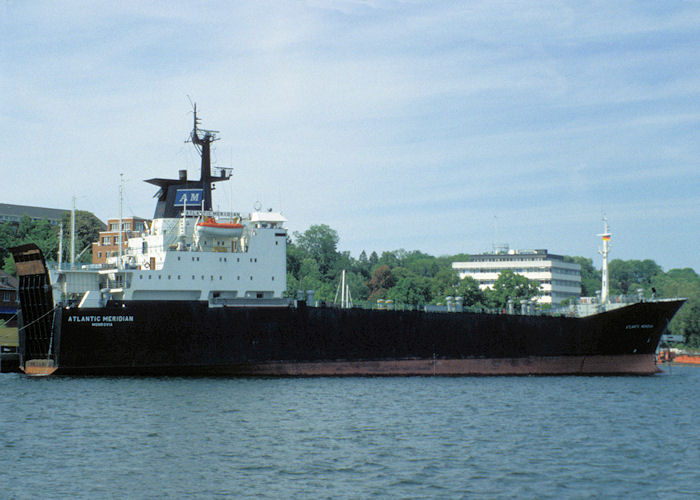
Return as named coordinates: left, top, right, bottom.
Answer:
left=174, top=189, right=204, bottom=206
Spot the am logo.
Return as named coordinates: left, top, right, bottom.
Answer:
left=174, top=189, right=204, bottom=206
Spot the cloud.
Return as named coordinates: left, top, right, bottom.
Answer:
left=1, top=1, right=699, bottom=271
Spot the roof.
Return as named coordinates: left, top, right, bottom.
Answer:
left=250, top=211, right=287, bottom=223
left=0, top=203, right=68, bottom=222
left=0, top=270, right=18, bottom=290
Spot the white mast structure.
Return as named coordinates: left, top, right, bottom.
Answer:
left=118, top=173, right=124, bottom=271
left=598, top=216, right=612, bottom=306
left=70, top=196, right=76, bottom=268
left=334, top=270, right=353, bottom=309
left=58, top=223, right=63, bottom=269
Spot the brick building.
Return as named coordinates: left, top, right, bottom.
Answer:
left=92, top=217, right=150, bottom=264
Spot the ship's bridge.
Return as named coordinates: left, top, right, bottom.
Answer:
left=250, top=211, right=287, bottom=228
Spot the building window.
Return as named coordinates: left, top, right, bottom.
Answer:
left=102, top=236, right=110, bottom=245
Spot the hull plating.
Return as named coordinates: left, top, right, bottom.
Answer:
left=26, top=298, right=684, bottom=376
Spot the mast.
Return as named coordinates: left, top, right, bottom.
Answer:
left=341, top=270, right=346, bottom=308
left=145, top=104, right=230, bottom=219
left=70, top=196, right=75, bottom=268
left=189, top=103, right=219, bottom=212
left=58, top=223, right=63, bottom=269
left=119, top=173, right=124, bottom=271
left=598, top=216, right=611, bottom=306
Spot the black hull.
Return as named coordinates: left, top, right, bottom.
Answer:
left=25, top=299, right=685, bottom=376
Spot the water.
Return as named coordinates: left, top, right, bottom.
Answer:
left=2, top=368, right=699, bottom=499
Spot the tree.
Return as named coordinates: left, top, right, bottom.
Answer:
left=368, top=251, right=379, bottom=266
left=2, top=255, right=15, bottom=275
left=293, top=224, right=340, bottom=275
left=652, top=268, right=700, bottom=346
left=377, top=250, right=400, bottom=270
left=429, top=268, right=461, bottom=303
left=367, top=265, right=396, bottom=301
left=298, top=257, right=323, bottom=293
left=404, top=251, right=440, bottom=277
left=609, top=259, right=663, bottom=295
left=357, top=250, right=370, bottom=278
left=59, top=210, right=106, bottom=263
left=286, top=237, right=303, bottom=280
left=489, top=270, right=541, bottom=309
left=387, top=275, right=431, bottom=306
left=455, top=276, right=487, bottom=308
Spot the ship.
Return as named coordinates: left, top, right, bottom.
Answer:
left=10, top=107, right=686, bottom=376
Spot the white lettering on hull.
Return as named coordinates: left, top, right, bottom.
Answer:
left=68, top=315, right=134, bottom=327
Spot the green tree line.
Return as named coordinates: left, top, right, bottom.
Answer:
left=0, top=212, right=105, bottom=274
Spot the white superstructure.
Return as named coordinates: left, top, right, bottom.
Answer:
left=452, top=248, right=581, bottom=305
left=48, top=106, right=288, bottom=309
left=51, top=209, right=288, bottom=307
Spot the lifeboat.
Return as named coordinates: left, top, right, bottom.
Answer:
left=196, top=219, right=244, bottom=237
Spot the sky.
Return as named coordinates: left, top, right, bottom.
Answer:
left=1, top=1, right=699, bottom=271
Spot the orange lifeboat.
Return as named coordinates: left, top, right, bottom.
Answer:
left=196, top=218, right=244, bottom=238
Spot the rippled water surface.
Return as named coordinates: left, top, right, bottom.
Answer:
left=2, top=367, right=700, bottom=499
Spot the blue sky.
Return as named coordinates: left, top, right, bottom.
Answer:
left=2, top=1, right=699, bottom=271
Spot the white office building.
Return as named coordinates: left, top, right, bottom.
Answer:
left=452, top=248, right=581, bottom=305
